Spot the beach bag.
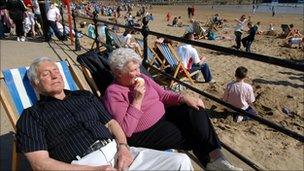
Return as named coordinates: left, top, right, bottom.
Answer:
left=207, top=31, right=217, bottom=40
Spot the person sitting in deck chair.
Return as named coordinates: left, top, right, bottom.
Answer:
left=103, top=48, right=243, bottom=171
left=178, top=32, right=214, bottom=83
left=212, top=13, right=223, bottom=28
left=16, top=57, right=194, bottom=170
left=190, top=19, right=206, bottom=39
left=120, top=29, right=142, bottom=54
left=285, top=24, right=302, bottom=39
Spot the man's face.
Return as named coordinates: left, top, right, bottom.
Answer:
left=35, top=61, right=64, bottom=96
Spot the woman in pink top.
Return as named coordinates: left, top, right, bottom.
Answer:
left=103, top=48, right=243, bottom=171
left=223, top=66, right=257, bottom=122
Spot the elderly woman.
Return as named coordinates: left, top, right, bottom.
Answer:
left=103, top=48, right=243, bottom=171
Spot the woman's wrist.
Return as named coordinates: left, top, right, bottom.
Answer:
left=118, top=143, right=130, bottom=150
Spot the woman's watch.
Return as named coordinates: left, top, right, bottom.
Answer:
left=118, top=143, right=130, bottom=150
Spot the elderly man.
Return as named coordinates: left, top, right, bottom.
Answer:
left=16, top=57, right=193, bottom=170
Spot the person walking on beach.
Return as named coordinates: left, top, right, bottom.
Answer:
left=233, top=15, right=247, bottom=50
left=252, top=4, right=256, bottom=14
left=223, top=66, right=257, bottom=122
left=165, top=12, right=171, bottom=22
left=241, top=21, right=258, bottom=52
left=187, top=5, right=194, bottom=19
left=46, top=2, right=65, bottom=41
left=6, top=0, right=27, bottom=41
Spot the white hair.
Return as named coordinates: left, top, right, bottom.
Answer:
left=27, top=57, right=54, bottom=85
left=108, top=48, right=142, bottom=72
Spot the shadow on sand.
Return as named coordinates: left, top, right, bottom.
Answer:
left=252, top=78, right=304, bottom=89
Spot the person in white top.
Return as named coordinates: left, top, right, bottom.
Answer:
left=177, top=32, right=213, bottom=83
left=223, top=66, right=257, bottom=122
left=120, top=29, right=141, bottom=54
left=233, top=15, right=247, bottom=50
left=46, top=2, right=65, bottom=41
left=23, top=6, right=36, bottom=38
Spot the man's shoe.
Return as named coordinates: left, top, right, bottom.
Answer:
left=206, top=157, right=243, bottom=171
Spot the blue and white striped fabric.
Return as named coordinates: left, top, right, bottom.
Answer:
left=2, top=61, right=78, bottom=116
left=159, top=44, right=178, bottom=68
left=137, top=39, right=160, bottom=66
left=109, top=30, right=124, bottom=47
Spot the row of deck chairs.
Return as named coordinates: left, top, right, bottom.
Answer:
left=103, top=28, right=199, bottom=87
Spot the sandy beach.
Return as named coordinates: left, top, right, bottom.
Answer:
left=0, top=3, right=303, bottom=170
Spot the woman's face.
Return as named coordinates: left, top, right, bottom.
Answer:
left=116, top=61, right=141, bottom=86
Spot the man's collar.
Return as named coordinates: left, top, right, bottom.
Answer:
left=39, top=90, right=72, bottom=102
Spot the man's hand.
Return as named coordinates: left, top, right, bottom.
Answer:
left=182, top=94, right=205, bottom=110
left=115, top=145, right=133, bottom=171
left=199, top=56, right=207, bottom=64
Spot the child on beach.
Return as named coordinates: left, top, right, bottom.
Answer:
left=223, top=66, right=257, bottom=122
left=241, top=22, right=258, bottom=52
left=233, top=15, right=247, bottom=50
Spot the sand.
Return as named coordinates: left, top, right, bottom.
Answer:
left=76, top=4, right=304, bottom=170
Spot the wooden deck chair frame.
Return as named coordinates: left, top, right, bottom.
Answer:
left=108, top=30, right=142, bottom=55
left=80, top=64, right=102, bottom=97
left=135, top=38, right=165, bottom=70
left=156, top=43, right=199, bottom=87
left=108, top=29, right=126, bottom=48
left=0, top=58, right=86, bottom=171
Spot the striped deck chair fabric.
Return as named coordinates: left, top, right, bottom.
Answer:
left=108, top=30, right=125, bottom=48
left=157, top=43, right=179, bottom=68
left=156, top=43, right=198, bottom=86
left=136, top=39, right=161, bottom=67
left=2, top=60, right=78, bottom=116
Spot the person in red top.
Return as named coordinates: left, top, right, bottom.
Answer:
left=165, top=12, right=171, bottom=22
left=22, top=0, right=32, bottom=7
left=103, top=47, right=243, bottom=171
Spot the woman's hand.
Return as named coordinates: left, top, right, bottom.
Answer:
left=115, top=145, right=133, bottom=171
left=182, top=94, right=205, bottom=110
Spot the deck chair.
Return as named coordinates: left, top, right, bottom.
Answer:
left=106, top=30, right=142, bottom=55
left=156, top=43, right=199, bottom=87
left=135, top=38, right=163, bottom=68
left=107, top=29, right=126, bottom=48
left=0, top=58, right=85, bottom=171
left=77, top=49, right=114, bottom=97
